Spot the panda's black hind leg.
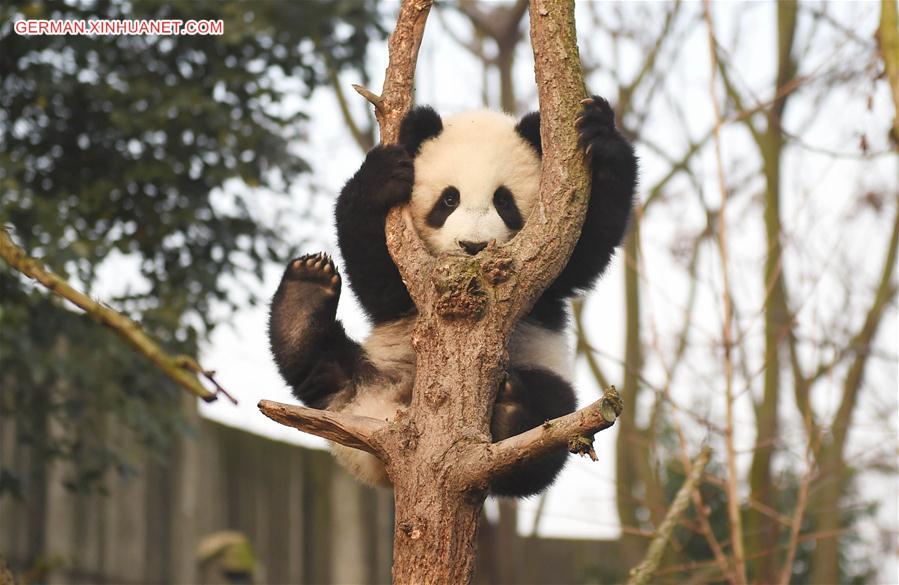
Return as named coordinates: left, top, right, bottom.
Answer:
left=489, top=367, right=577, bottom=497
left=269, top=253, right=366, bottom=409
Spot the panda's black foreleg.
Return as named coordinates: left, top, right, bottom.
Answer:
left=268, top=253, right=367, bottom=410
left=550, top=95, right=637, bottom=295
left=335, top=145, right=416, bottom=324
left=489, top=367, right=578, bottom=497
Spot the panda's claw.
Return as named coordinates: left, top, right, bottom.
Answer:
left=283, top=252, right=342, bottom=296
left=576, top=95, right=621, bottom=163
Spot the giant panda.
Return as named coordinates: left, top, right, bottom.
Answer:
left=268, top=96, right=637, bottom=497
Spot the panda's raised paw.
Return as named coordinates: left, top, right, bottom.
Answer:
left=284, top=252, right=341, bottom=296
left=575, top=95, right=620, bottom=161
left=361, top=145, right=414, bottom=209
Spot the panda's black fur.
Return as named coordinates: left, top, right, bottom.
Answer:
left=269, top=96, right=637, bottom=497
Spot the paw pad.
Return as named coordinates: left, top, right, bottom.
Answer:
left=286, top=252, right=341, bottom=294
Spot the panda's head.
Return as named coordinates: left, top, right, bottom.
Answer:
left=399, top=106, right=542, bottom=256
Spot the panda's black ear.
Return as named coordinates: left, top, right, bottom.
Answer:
left=515, top=111, right=542, bottom=157
left=399, top=106, right=443, bottom=156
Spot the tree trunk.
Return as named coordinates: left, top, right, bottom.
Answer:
left=387, top=319, right=505, bottom=584
left=747, top=134, right=788, bottom=584
left=616, top=225, right=647, bottom=570
left=746, top=3, right=797, bottom=580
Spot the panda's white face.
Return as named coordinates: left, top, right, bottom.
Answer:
left=409, top=111, right=542, bottom=256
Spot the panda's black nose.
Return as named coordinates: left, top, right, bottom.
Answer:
left=459, top=240, right=488, bottom=255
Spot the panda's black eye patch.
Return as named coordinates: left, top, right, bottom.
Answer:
left=493, top=186, right=523, bottom=230
left=426, top=186, right=460, bottom=228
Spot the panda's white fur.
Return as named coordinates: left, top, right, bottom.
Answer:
left=409, top=110, right=542, bottom=254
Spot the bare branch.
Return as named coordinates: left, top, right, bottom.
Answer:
left=468, top=387, right=622, bottom=485
left=0, top=226, right=220, bottom=402
left=830, top=197, right=899, bottom=450
left=626, top=447, right=712, bottom=585
left=777, top=448, right=814, bottom=585
left=371, top=0, right=434, bottom=143
left=879, top=0, right=899, bottom=142
left=257, top=400, right=389, bottom=456
left=352, top=83, right=385, bottom=115
left=703, top=2, right=747, bottom=582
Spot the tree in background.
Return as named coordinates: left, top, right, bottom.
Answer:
left=0, top=0, right=380, bottom=568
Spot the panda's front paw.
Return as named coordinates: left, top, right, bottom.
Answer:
left=361, top=145, right=414, bottom=209
left=576, top=96, right=624, bottom=164
left=282, top=252, right=341, bottom=298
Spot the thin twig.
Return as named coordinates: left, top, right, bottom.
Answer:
left=0, top=226, right=220, bottom=402
left=626, top=447, right=712, bottom=585
left=777, top=440, right=815, bottom=585
left=352, top=84, right=385, bottom=115
left=703, top=2, right=747, bottom=583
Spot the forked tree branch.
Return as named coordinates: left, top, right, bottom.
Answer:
left=0, top=226, right=229, bottom=403
left=262, top=0, right=611, bottom=477
left=262, top=2, right=615, bottom=581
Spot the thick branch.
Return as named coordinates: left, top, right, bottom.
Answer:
left=355, top=0, right=436, bottom=305
left=375, top=0, right=433, bottom=143
left=503, top=0, right=590, bottom=318
left=626, top=447, right=712, bottom=585
left=467, top=387, right=622, bottom=485
left=258, top=400, right=389, bottom=456
left=830, top=197, right=899, bottom=451
left=0, top=226, right=221, bottom=402
left=880, top=0, right=899, bottom=142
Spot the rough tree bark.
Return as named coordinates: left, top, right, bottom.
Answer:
left=258, top=1, right=622, bottom=583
